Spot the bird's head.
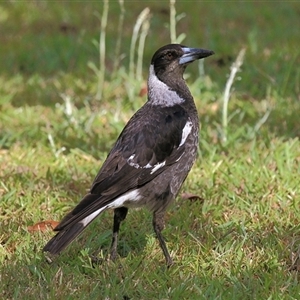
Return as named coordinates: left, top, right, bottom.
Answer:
left=151, top=44, right=214, bottom=78
left=147, top=44, right=214, bottom=106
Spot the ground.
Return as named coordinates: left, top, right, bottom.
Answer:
left=0, top=1, right=300, bottom=299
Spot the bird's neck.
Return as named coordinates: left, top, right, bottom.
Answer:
left=147, top=65, right=193, bottom=107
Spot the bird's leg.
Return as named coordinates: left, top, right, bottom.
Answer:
left=110, top=207, right=128, bottom=261
left=153, top=211, right=173, bottom=267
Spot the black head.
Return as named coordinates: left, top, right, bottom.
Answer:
left=148, top=44, right=214, bottom=103
left=151, top=44, right=214, bottom=78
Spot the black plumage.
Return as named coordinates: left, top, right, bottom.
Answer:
left=43, top=44, right=214, bottom=266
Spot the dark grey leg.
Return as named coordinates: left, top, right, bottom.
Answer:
left=110, top=207, right=128, bottom=261
left=153, top=211, right=173, bottom=266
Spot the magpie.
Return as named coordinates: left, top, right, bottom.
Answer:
left=43, top=44, right=214, bottom=266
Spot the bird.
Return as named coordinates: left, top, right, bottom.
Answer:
left=43, top=44, right=214, bottom=266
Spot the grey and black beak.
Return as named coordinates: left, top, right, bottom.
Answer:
left=179, top=47, right=214, bottom=65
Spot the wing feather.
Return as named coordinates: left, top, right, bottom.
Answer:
left=56, top=103, right=189, bottom=230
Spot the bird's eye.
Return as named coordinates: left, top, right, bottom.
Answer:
left=166, top=52, right=173, bottom=59
left=163, top=52, right=174, bottom=60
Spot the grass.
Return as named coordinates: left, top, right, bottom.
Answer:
left=1, top=1, right=300, bottom=299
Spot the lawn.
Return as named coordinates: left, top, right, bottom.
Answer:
left=1, top=1, right=300, bottom=299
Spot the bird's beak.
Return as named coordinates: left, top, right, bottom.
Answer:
left=179, top=47, right=214, bottom=65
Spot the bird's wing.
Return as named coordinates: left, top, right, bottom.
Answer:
left=92, top=103, right=190, bottom=194
left=55, top=104, right=190, bottom=230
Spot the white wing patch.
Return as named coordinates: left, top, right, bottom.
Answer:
left=127, top=153, right=165, bottom=174
left=127, top=154, right=152, bottom=169
left=179, top=120, right=193, bottom=147
left=107, top=189, right=141, bottom=208
left=79, top=189, right=142, bottom=227
left=144, top=163, right=153, bottom=168
left=80, top=206, right=106, bottom=227
left=150, top=161, right=166, bottom=174
left=127, top=154, right=140, bottom=169
left=175, top=152, right=185, bottom=162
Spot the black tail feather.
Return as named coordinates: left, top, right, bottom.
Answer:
left=43, top=193, right=111, bottom=255
left=55, top=193, right=103, bottom=231
left=43, top=222, right=87, bottom=255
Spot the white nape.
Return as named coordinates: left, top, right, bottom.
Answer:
left=147, top=65, right=185, bottom=107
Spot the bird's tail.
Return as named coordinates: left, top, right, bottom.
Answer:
left=43, top=193, right=108, bottom=255
left=43, top=222, right=92, bottom=255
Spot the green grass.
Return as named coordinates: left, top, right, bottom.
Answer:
left=1, top=1, right=300, bottom=299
